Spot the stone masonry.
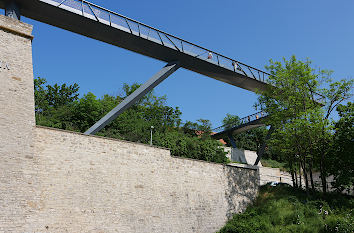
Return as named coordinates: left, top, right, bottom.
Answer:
left=0, top=15, right=259, bottom=232
left=0, top=15, right=38, bottom=232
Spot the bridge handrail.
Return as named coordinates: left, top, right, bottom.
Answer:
left=212, top=111, right=268, bottom=134
left=48, top=0, right=327, bottom=104
left=212, top=92, right=325, bottom=134
left=51, top=0, right=273, bottom=83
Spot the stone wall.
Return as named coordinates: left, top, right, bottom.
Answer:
left=227, top=147, right=262, bottom=166
left=0, top=15, right=38, bottom=232
left=258, top=167, right=294, bottom=185
left=0, top=15, right=259, bottom=232
left=25, top=126, right=258, bottom=232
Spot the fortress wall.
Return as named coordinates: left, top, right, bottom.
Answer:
left=0, top=15, right=259, bottom=232
left=0, top=15, right=39, bottom=232
left=26, top=126, right=259, bottom=233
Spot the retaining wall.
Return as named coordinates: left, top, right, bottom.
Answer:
left=0, top=15, right=259, bottom=232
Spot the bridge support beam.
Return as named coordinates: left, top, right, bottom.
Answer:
left=228, top=133, right=237, bottom=149
left=5, top=1, right=21, bottom=20
left=254, top=126, right=274, bottom=166
left=84, top=61, right=180, bottom=135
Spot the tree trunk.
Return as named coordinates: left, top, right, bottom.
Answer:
left=319, top=130, right=327, bottom=193
left=301, top=158, right=309, bottom=193
left=299, top=162, right=302, bottom=189
left=289, top=159, right=296, bottom=187
left=320, top=158, right=327, bottom=193
left=294, top=169, right=298, bottom=188
left=290, top=168, right=296, bottom=187
left=309, top=159, right=315, bottom=191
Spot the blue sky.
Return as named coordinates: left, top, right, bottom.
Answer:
left=15, top=0, right=354, bottom=127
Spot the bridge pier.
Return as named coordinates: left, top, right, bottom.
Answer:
left=228, top=133, right=237, bottom=149
left=254, top=126, right=274, bottom=165
left=85, top=61, right=180, bottom=135
left=5, top=1, right=20, bottom=20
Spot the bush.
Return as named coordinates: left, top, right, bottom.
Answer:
left=218, top=186, right=353, bottom=233
left=154, top=130, right=228, bottom=163
left=322, top=215, right=354, bottom=233
left=261, top=158, right=287, bottom=171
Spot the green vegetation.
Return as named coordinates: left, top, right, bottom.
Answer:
left=328, top=102, right=354, bottom=192
left=217, top=56, right=354, bottom=232
left=219, top=185, right=354, bottom=233
left=221, top=114, right=270, bottom=157
left=255, top=56, right=353, bottom=193
left=34, top=55, right=353, bottom=192
left=34, top=77, right=227, bottom=163
left=261, top=159, right=287, bottom=171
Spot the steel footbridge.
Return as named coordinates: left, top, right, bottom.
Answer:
left=0, top=0, right=273, bottom=93
left=1, top=0, right=281, bottom=139
left=210, top=111, right=272, bottom=166
left=2, top=0, right=327, bottom=165
left=211, top=111, right=269, bottom=140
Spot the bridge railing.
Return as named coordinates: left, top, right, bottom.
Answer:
left=212, top=93, right=325, bottom=135
left=48, top=0, right=273, bottom=83
left=48, top=0, right=329, bottom=105
left=212, top=111, right=268, bottom=134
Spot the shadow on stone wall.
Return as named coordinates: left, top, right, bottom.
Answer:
left=223, top=166, right=260, bottom=219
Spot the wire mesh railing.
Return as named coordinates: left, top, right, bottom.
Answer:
left=47, top=0, right=273, bottom=83
left=212, top=111, right=268, bottom=134
left=46, top=0, right=328, bottom=109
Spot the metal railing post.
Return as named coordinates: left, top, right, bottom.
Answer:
left=5, top=1, right=21, bottom=20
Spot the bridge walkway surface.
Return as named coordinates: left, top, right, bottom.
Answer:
left=211, top=111, right=269, bottom=140
left=0, top=0, right=326, bottom=136
left=211, top=111, right=271, bottom=166
left=0, top=0, right=273, bottom=93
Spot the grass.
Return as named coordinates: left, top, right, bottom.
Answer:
left=261, top=159, right=287, bottom=171
left=218, top=185, right=353, bottom=233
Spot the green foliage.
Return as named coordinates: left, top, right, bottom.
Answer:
left=221, top=113, right=269, bottom=155
left=222, top=113, right=241, bottom=128
left=34, top=77, right=79, bottom=112
left=261, top=159, right=287, bottom=171
left=255, top=55, right=353, bottom=192
left=35, top=77, right=81, bottom=130
left=154, top=130, right=227, bottom=163
left=34, top=77, right=228, bottom=164
left=218, top=185, right=354, bottom=233
left=328, top=102, right=354, bottom=193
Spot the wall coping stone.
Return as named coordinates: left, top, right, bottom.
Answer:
left=227, top=162, right=259, bottom=170
left=35, top=126, right=259, bottom=170
left=35, top=125, right=171, bottom=151
left=0, top=15, right=33, bottom=40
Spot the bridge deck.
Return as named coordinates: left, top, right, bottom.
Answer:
left=0, top=0, right=273, bottom=92
left=212, top=111, right=268, bottom=139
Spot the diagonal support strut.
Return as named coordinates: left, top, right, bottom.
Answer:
left=227, top=133, right=237, bottom=149
left=254, top=125, right=274, bottom=166
left=84, top=61, right=180, bottom=135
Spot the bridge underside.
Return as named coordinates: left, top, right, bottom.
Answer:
left=0, top=0, right=270, bottom=93
left=212, top=118, right=266, bottom=140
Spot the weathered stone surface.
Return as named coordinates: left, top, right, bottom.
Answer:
left=0, top=15, right=37, bottom=233
left=0, top=16, right=259, bottom=232
left=28, top=127, right=258, bottom=232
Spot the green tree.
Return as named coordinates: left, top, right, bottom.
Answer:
left=256, top=56, right=353, bottom=193
left=328, top=102, right=354, bottom=192
left=34, top=77, right=80, bottom=130
left=221, top=113, right=268, bottom=156
left=34, top=79, right=228, bottom=163
left=154, top=130, right=227, bottom=163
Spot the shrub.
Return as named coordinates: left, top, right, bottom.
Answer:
left=218, top=185, right=353, bottom=233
